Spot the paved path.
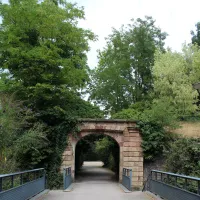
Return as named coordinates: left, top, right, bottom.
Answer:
left=40, top=162, right=151, bottom=200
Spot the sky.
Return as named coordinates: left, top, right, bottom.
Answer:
left=68, top=0, right=200, bottom=69
left=1, top=0, right=200, bottom=69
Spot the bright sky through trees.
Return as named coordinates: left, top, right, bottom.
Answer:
left=1, top=0, right=200, bottom=68
left=69, top=0, right=200, bottom=68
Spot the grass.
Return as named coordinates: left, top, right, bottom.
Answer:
left=173, top=122, right=200, bottom=138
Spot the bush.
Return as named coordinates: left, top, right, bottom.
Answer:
left=137, top=121, right=172, bottom=161
left=165, top=137, right=200, bottom=177
left=112, top=108, right=140, bottom=120
left=14, top=123, right=50, bottom=169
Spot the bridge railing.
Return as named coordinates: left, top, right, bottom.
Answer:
left=63, top=167, right=72, bottom=190
left=149, top=170, right=200, bottom=200
left=122, top=168, right=132, bottom=191
left=0, top=168, right=45, bottom=200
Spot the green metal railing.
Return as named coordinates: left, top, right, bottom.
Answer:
left=149, top=170, right=200, bottom=200
left=0, top=168, right=45, bottom=200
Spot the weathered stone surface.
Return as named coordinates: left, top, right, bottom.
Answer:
left=123, top=147, right=143, bottom=152
left=124, top=141, right=141, bottom=147
left=123, top=152, right=142, bottom=157
left=123, top=157, right=143, bottom=162
left=123, top=162, right=143, bottom=167
left=64, top=151, right=73, bottom=156
left=124, top=137, right=142, bottom=142
left=61, top=119, right=143, bottom=189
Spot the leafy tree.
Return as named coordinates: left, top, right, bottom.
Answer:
left=191, top=22, right=200, bottom=46
left=0, top=0, right=95, bottom=188
left=90, top=16, right=167, bottom=114
left=112, top=98, right=176, bottom=160
left=140, top=97, right=178, bottom=128
left=182, top=44, right=200, bottom=84
left=14, top=123, right=50, bottom=169
left=95, top=136, right=119, bottom=172
left=0, top=93, right=36, bottom=173
left=153, top=49, right=198, bottom=117
left=0, top=94, right=22, bottom=162
left=65, top=97, right=104, bottom=119
left=112, top=100, right=151, bottom=120
left=112, top=108, right=140, bottom=120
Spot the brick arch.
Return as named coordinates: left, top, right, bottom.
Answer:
left=61, top=119, right=144, bottom=189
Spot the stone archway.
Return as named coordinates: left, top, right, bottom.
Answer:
left=61, top=119, right=144, bottom=189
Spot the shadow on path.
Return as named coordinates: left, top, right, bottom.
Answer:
left=75, top=161, right=117, bottom=183
left=38, top=162, right=151, bottom=200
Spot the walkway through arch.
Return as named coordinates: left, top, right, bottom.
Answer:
left=75, top=133, right=120, bottom=183
left=62, top=119, right=144, bottom=189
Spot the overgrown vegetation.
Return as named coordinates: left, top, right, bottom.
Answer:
left=75, top=135, right=119, bottom=176
left=165, top=137, right=200, bottom=177
left=0, top=0, right=101, bottom=188
left=89, top=16, right=167, bottom=114
left=0, top=0, right=200, bottom=189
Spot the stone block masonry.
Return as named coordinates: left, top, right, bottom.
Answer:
left=61, top=119, right=143, bottom=190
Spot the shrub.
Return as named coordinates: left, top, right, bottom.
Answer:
left=165, top=137, right=200, bottom=177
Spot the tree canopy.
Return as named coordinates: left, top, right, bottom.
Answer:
left=0, top=0, right=98, bottom=188
left=191, top=22, right=200, bottom=46
left=153, top=46, right=199, bottom=117
left=90, top=16, right=167, bottom=114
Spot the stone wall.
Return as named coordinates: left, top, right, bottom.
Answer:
left=122, top=127, right=143, bottom=188
left=61, top=119, right=143, bottom=189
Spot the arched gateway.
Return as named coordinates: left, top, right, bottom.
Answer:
left=61, top=119, right=143, bottom=189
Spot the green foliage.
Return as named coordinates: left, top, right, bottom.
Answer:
left=0, top=159, right=17, bottom=174
left=153, top=48, right=199, bottom=117
left=14, top=123, right=50, bottom=169
left=108, top=153, right=115, bottom=171
left=90, top=16, right=167, bottom=114
left=191, top=22, right=200, bottom=46
left=112, top=108, right=140, bottom=120
left=0, top=94, right=24, bottom=161
left=165, top=137, right=200, bottom=177
left=138, top=98, right=178, bottom=160
left=0, top=0, right=95, bottom=188
left=65, top=97, right=104, bottom=119
left=112, top=99, right=176, bottom=160
left=137, top=121, right=171, bottom=161
left=95, top=137, right=114, bottom=166
left=75, top=135, right=119, bottom=174
left=95, top=136, right=119, bottom=171
left=140, top=98, right=178, bottom=128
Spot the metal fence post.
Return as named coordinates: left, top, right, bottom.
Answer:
left=34, top=171, right=36, bottom=180
left=129, top=169, right=132, bottom=190
left=63, top=168, right=66, bottom=190
left=11, top=175, right=14, bottom=188
left=44, top=169, right=47, bottom=189
left=175, top=176, right=177, bottom=187
left=184, top=178, right=188, bottom=190
left=167, top=174, right=169, bottom=184
left=20, top=174, right=23, bottom=185
left=0, top=178, right=2, bottom=192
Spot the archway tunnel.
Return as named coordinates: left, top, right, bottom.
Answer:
left=75, top=134, right=120, bottom=182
